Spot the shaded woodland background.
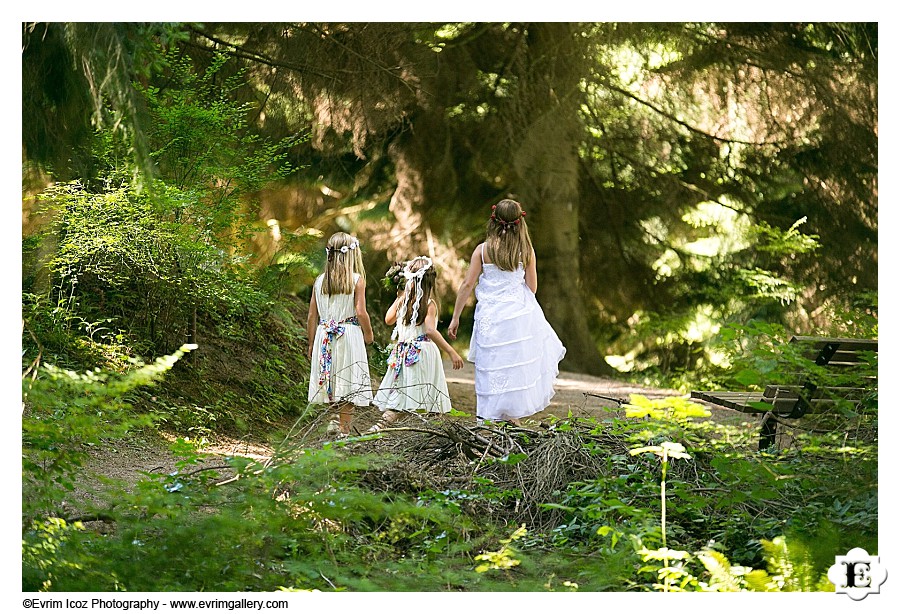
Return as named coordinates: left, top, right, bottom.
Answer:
left=22, top=22, right=877, bottom=380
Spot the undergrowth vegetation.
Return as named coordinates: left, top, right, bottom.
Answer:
left=22, top=355, right=877, bottom=591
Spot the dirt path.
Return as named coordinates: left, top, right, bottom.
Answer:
left=445, top=359, right=675, bottom=419
left=75, top=363, right=750, bottom=509
left=443, top=359, right=746, bottom=426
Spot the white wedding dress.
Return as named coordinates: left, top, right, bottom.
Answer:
left=468, top=247, right=566, bottom=420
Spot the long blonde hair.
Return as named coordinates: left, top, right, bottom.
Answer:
left=322, top=232, right=366, bottom=295
left=485, top=199, right=532, bottom=271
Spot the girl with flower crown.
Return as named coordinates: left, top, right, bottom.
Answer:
left=368, top=256, right=464, bottom=431
left=307, top=232, right=375, bottom=437
left=448, top=199, right=566, bottom=425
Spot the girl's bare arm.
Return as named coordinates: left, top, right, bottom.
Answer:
left=354, top=276, right=375, bottom=344
left=306, top=290, right=319, bottom=360
left=448, top=244, right=484, bottom=339
left=384, top=293, right=403, bottom=326
left=425, top=302, right=463, bottom=369
left=524, top=247, right=538, bottom=293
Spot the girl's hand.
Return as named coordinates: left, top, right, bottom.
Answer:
left=450, top=350, right=464, bottom=370
left=448, top=317, right=459, bottom=340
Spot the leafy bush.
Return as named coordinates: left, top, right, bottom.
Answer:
left=23, top=45, right=302, bottom=358
left=23, top=437, right=467, bottom=592
left=22, top=345, right=196, bottom=524
left=540, top=395, right=876, bottom=591
left=30, top=181, right=269, bottom=355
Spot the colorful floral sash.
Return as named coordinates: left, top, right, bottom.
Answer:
left=387, top=334, right=429, bottom=381
left=318, top=316, right=360, bottom=401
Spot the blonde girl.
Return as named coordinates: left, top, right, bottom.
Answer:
left=370, top=256, right=464, bottom=430
left=307, top=232, right=375, bottom=436
left=448, top=199, right=566, bottom=424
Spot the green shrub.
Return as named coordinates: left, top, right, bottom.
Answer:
left=22, top=345, right=196, bottom=524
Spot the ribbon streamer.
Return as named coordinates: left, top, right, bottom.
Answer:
left=318, top=315, right=360, bottom=401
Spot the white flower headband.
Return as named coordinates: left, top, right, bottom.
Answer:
left=325, top=239, right=360, bottom=255
left=394, top=256, right=434, bottom=337
left=401, top=256, right=433, bottom=280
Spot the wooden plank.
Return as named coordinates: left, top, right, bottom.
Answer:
left=691, top=391, right=763, bottom=404
left=796, top=350, right=874, bottom=366
left=691, top=391, right=769, bottom=413
left=790, top=336, right=878, bottom=353
left=771, top=398, right=842, bottom=415
left=691, top=390, right=857, bottom=415
left=763, top=385, right=868, bottom=400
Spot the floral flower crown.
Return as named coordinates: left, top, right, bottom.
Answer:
left=402, top=256, right=433, bottom=280
left=325, top=238, right=360, bottom=255
left=382, top=261, right=408, bottom=291
left=490, top=205, right=526, bottom=232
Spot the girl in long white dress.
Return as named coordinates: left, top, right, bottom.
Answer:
left=307, top=232, right=375, bottom=436
left=370, top=256, right=464, bottom=431
left=448, top=199, right=566, bottom=424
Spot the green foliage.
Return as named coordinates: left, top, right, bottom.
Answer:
left=542, top=391, right=876, bottom=591
left=752, top=217, right=820, bottom=256
left=22, top=345, right=195, bottom=523
left=606, top=216, right=828, bottom=386
left=623, top=395, right=711, bottom=421
left=758, top=535, right=836, bottom=592
left=630, top=542, right=780, bottom=592
left=22, top=440, right=469, bottom=592
left=22, top=518, right=119, bottom=592
left=257, top=238, right=323, bottom=297
left=594, top=429, right=868, bottom=592
left=138, top=49, right=299, bottom=250
left=602, top=532, right=833, bottom=592
left=25, top=47, right=300, bottom=362
left=629, top=440, right=692, bottom=591
left=23, top=371, right=877, bottom=592
left=31, top=180, right=271, bottom=356
left=381, top=262, right=406, bottom=293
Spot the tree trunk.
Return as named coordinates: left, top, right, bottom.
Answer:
left=512, top=24, right=613, bottom=376
left=384, top=138, right=426, bottom=261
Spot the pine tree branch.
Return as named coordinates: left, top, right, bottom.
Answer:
left=604, top=82, right=783, bottom=147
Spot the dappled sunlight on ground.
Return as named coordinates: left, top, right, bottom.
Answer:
left=444, top=358, right=752, bottom=429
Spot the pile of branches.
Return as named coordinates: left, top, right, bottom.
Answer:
left=283, top=406, right=662, bottom=532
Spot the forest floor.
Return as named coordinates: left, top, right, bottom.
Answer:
left=79, top=361, right=758, bottom=481
left=70, top=361, right=757, bottom=517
